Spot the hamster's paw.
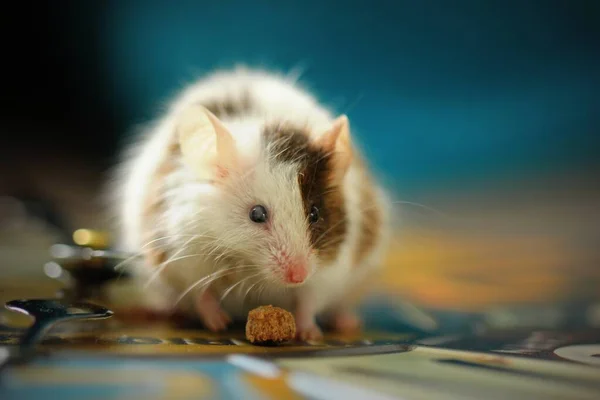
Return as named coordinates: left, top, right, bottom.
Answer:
left=200, top=308, right=231, bottom=332
left=295, top=319, right=323, bottom=341
left=294, top=293, right=323, bottom=341
left=331, top=310, right=361, bottom=334
left=194, top=290, right=232, bottom=332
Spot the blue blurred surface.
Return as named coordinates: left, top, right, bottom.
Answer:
left=89, top=0, right=600, bottom=193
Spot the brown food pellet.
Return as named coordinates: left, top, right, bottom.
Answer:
left=245, top=305, right=296, bottom=344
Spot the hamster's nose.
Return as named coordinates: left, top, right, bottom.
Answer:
left=284, top=262, right=308, bottom=284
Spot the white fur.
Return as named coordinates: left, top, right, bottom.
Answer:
left=110, top=67, right=391, bottom=320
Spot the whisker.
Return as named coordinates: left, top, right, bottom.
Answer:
left=257, top=281, right=269, bottom=300
left=341, top=93, right=364, bottom=115
left=113, top=253, right=143, bottom=271
left=311, top=198, right=447, bottom=247
left=390, top=200, right=448, bottom=218
left=140, top=234, right=211, bottom=249
left=193, top=265, right=263, bottom=297
left=173, top=266, right=261, bottom=306
left=242, top=281, right=259, bottom=305
left=219, top=272, right=263, bottom=303
left=113, top=242, right=186, bottom=273
left=242, top=276, right=270, bottom=305
left=143, top=235, right=198, bottom=289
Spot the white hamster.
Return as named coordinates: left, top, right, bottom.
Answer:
left=110, top=67, right=392, bottom=340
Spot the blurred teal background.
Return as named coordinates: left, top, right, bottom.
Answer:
left=1, top=1, right=599, bottom=310
left=92, top=0, right=600, bottom=193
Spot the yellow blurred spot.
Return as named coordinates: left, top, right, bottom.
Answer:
left=379, top=229, right=587, bottom=311
left=73, top=229, right=110, bottom=249
left=244, top=372, right=302, bottom=400
left=11, top=367, right=213, bottom=399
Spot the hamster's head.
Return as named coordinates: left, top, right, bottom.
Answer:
left=177, top=105, right=353, bottom=287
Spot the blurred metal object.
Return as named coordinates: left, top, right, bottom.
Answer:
left=45, top=230, right=136, bottom=303
left=1, top=299, right=113, bottom=370
left=49, top=243, right=133, bottom=265
left=4, top=299, right=113, bottom=349
left=0, top=228, right=124, bottom=373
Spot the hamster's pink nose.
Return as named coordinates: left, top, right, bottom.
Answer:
left=284, top=262, right=308, bottom=284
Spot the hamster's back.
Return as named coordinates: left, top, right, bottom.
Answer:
left=174, top=67, right=334, bottom=129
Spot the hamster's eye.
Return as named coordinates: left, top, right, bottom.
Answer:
left=249, top=205, right=268, bottom=223
left=308, top=205, right=320, bottom=224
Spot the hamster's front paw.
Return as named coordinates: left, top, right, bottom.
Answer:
left=194, top=290, right=231, bottom=332
left=200, top=307, right=232, bottom=332
left=294, top=292, right=323, bottom=341
left=295, top=317, right=323, bottom=341
left=331, top=309, right=361, bottom=334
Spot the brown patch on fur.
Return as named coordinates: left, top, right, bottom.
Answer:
left=202, top=91, right=253, bottom=119
left=263, top=123, right=347, bottom=263
left=149, top=250, right=167, bottom=265
left=353, top=159, right=381, bottom=266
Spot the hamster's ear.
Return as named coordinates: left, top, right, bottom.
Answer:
left=176, top=104, right=238, bottom=179
left=316, top=115, right=353, bottom=175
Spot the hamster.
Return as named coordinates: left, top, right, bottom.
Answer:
left=110, top=67, right=392, bottom=340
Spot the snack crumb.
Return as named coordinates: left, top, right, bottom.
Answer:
left=245, top=305, right=296, bottom=345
